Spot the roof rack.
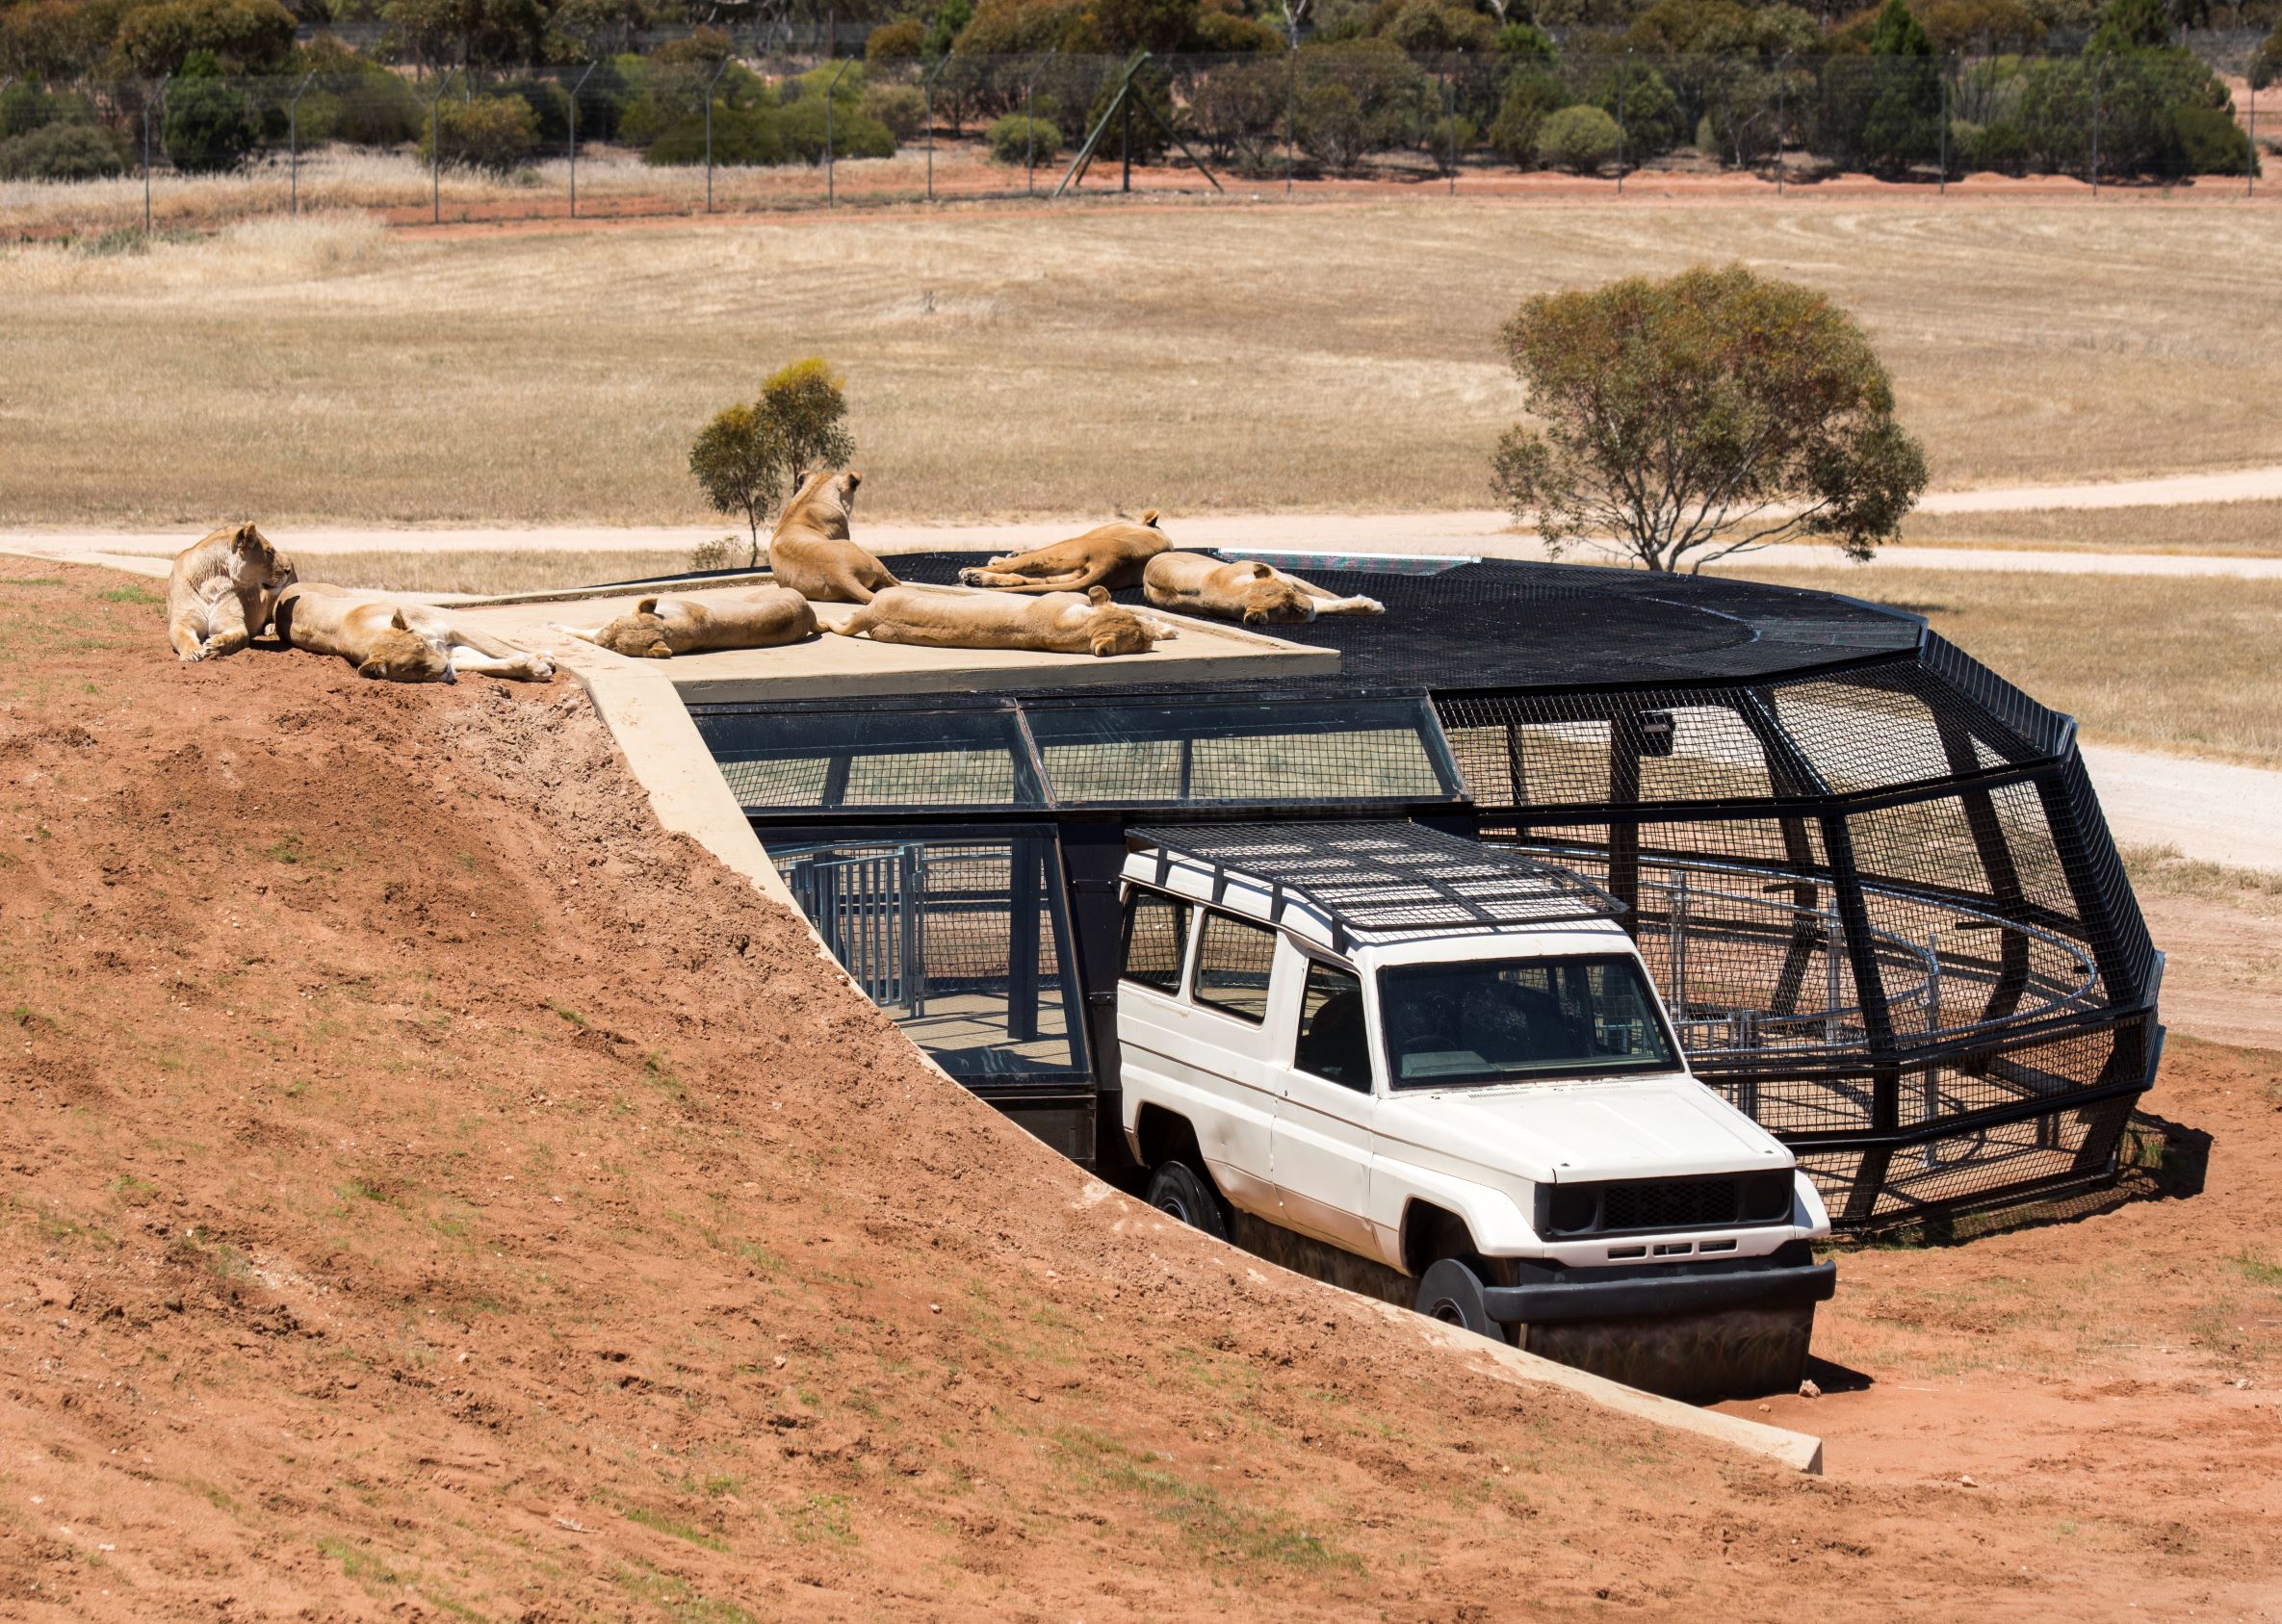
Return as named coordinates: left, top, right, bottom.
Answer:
left=1127, top=821, right=1627, bottom=953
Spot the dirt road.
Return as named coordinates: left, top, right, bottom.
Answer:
left=3, top=555, right=2278, bottom=1617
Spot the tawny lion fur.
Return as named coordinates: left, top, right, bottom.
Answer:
left=831, top=585, right=1178, bottom=659
left=550, top=587, right=817, bottom=659
left=1141, top=553, right=1386, bottom=626
left=274, top=583, right=556, bottom=684
left=766, top=471, right=899, bottom=605
left=956, top=511, right=1169, bottom=594
left=167, top=522, right=298, bottom=662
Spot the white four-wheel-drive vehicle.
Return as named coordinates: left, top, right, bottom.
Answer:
left=1115, top=822, right=1835, bottom=1398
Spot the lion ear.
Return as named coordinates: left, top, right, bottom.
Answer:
left=389, top=608, right=411, bottom=631
left=1087, top=586, right=1111, bottom=606
left=1244, top=562, right=1272, bottom=580
left=635, top=597, right=661, bottom=615
left=1243, top=608, right=1269, bottom=625
left=236, top=522, right=260, bottom=544
left=645, top=641, right=673, bottom=658
left=1141, top=509, right=1160, bottom=528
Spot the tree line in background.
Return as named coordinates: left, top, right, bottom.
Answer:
left=0, top=0, right=2269, bottom=181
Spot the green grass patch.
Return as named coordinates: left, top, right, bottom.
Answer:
left=782, top=1492, right=854, bottom=1547
left=612, top=1563, right=758, bottom=1624
left=1050, top=1427, right=1359, bottom=1578
left=2231, top=1250, right=2282, bottom=1289
left=98, top=582, right=162, bottom=606
left=604, top=1493, right=728, bottom=1553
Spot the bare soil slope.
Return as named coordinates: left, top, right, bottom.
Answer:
left=0, top=556, right=2275, bottom=1619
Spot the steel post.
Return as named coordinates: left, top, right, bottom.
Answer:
left=567, top=62, right=597, bottom=219
left=825, top=55, right=853, bottom=207
left=289, top=68, right=315, bottom=216
left=1284, top=39, right=1295, bottom=195
left=1617, top=49, right=1627, bottom=194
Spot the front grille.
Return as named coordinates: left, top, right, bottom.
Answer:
left=1539, top=1172, right=1794, bottom=1238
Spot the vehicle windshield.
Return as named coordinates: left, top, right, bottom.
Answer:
left=1378, top=954, right=1678, bottom=1089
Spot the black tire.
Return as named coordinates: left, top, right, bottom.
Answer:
left=1146, top=1158, right=1231, bottom=1242
left=1414, top=1256, right=1505, bottom=1342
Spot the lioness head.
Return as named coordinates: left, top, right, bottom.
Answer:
left=1082, top=586, right=1154, bottom=657
left=783, top=469, right=861, bottom=536
left=1231, top=564, right=1318, bottom=626
left=355, top=610, right=454, bottom=683
left=594, top=610, right=674, bottom=659
left=225, top=522, right=281, bottom=588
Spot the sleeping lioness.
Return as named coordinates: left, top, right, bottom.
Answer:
left=830, top=585, right=1177, bottom=658
left=167, top=522, right=298, bottom=662
left=766, top=470, right=899, bottom=605
left=274, top=583, right=556, bottom=683
left=1142, top=553, right=1386, bottom=626
left=956, top=511, right=1169, bottom=594
left=550, top=586, right=818, bottom=659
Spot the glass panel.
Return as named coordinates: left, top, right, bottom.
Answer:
left=1029, top=699, right=1453, bottom=805
left=1120, top=890, right=1189, bottom=994
left=766, top=833, right=1082, bottom=1080
left=1193, top=912, right=1276, bottom=1025
left=1294, top=961, right=1373, bottom=1093
left=698, top=709, right=1037, bottom=811
left=1379, top=955, right=1676, bottom=1089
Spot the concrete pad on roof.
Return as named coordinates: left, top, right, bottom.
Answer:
left=458, top=581, right=1337, bottom=705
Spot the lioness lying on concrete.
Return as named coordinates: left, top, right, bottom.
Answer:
left=168, top=522, right=298, bottom=662
left=956, top=511, right=1168, bottom=594
left=1142, top=553, right=1386, bottom=626
left=274, top=583, right=556, bottom=683
left=831, top=585, right=1177, bottom=658
left=550, top=586, right=817, bottom=659
left=766, top=470, right=899, bottom=605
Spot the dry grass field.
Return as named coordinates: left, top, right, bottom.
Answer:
left=1729, top=563, right=2282, bottom=768
left=2, top=200, right=2278, bottom=528
left=1903, top=499, right=2282, bottom=554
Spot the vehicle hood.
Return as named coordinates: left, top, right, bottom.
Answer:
left=1375, top=1074, right=1789, bottom=1183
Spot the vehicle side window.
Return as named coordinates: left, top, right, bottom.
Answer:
left=1293, top=960, right=1374, bottom=1093
left=1120, top=890, right=1189, bottom=994
left=1192, top=912, right=1276, bottom=1025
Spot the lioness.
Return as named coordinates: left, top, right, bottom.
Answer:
left=956, top=511, right=1168, bottom=594
left=766, top=470, right=899, bottom=605
left=551, top=586, right=818, bottom=659
left=1142, top=553, right=1386, bottom=626
left=167, top=522, right=298, bottom=662
left=274, top=583, right=556, bottom=684
left=831, top=585, right=1177, bottom=658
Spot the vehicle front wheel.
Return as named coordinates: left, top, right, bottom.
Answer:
left=1145, top=1158, right=1231, bottom=1242
left=1414, top=1256, right=1506, bottom=1343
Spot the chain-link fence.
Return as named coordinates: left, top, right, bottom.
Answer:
left=1, top=41, right=2268, bottom=233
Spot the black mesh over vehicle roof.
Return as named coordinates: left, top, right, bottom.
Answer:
left=884, top=552, right=1924, bottom=695
left=1128, top=820, right=1626, bottom=950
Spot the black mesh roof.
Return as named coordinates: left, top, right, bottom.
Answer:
left=885, top=551, right=1924, bottom=696
left=1128, top=821, right=1626, bottom=950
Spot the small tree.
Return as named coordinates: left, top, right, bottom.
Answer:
left=1491, top=266, right=1929, bottom=574
left=688, top=358, right=856, bottom=566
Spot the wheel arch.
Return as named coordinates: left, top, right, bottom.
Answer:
left=1131, top=1102, right=1203, bottom=1172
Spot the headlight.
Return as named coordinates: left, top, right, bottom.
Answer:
left=1547, top=1185, right=1599, bottom=1234
left=1742, top=1171, right=1795, bottom=1223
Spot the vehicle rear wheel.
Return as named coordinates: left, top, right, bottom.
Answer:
left=1414, top=1256, right=1505, bottom=1342
left=1145, top=1159, right=1231, bottom=1242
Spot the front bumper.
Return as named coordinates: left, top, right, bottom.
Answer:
left=1481, top=1242, right=1835, bottom=1326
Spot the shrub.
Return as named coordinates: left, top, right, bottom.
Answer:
left=162, top=63, right=264, bottom=172
left=1194, top=7, right=1284, bottom=52
left=2254, top=22, right=2282, bottom=92
left=641, top=101, right=784, bottom=166
left=1589, top=61, right=1682, bottom=158
left=861, top=83, right=925, bottom=141
left=1, top=83, right=98, bottom=139
left=1533, top=103, right=1619, bottom=173
left=984, top=112, right=1060, bottom=163
left=1486, top=66, right=1567, bottom=165
left=117, top=0, right=297, bottom=76
left=1295, top=80, right=1366, bottom=170
left=0, top=120, right=126, bottom=180
left=420, top=92, right=540, bottom=171
left=867, top=16, right=925, bottom=58
left=506, top=78, right=571, bottom=142
left=773, top=95, right=895, bottom=162
left=1493, top=21, right=1554, bottom=61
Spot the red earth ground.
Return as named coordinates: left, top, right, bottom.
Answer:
left=0, top=554, right=2276, bottom=1618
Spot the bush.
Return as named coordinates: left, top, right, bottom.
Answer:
left=1486, top=66, right=1567, bottom=165
left=641, top=101, right=784, bottom=166
left=1589, top=61, right=1682, bottom=159
left=420, top=92, right=540, bottom=171
left=772, top=95, right=895, bottom=163
left=162, top=65, right=264, bottom=172
left=0, top=120, right=126, bottom=180
left=861, top=83, right=926, bottom=141
left=984, top=112, right=1060, bottom=163
left=1194, top=7, right=1284, bottom=52
left=116, top=0, right=297, bottom=76
left=867, top=16, right=925, bottom=58
left=1, top=83, right=99, bottom=139
left=1534, top=103, right=1617, bottom=173
left=506, top=78, right=571, bottom=142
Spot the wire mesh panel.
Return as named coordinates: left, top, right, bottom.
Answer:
left=1027, top=698, right=1456, bottom=806
left=698, top=708, right=1038, bottom=812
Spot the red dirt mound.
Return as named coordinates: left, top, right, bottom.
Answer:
left=0, top=555, right=2275, bottom=1618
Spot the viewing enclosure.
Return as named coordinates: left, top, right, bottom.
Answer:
left=693, top=554, right=2162, bottom=1235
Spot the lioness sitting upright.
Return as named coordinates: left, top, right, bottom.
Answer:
left=957, top=511, right=1168, bottom=594
left=831, top=585, right=1177, bottom=658
left=273, top=583, right=556, bottom=683
left=551, top=586, right=818, bottom=659
left=167, top=522, right=298, bottom=661
left=766, top=470, right=899, bottom=605
left=1142, top=553, right=1385, bottom=626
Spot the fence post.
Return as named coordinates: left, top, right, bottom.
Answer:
left=1443, top=69, right=1455, bottom=193
left=567, top=62, right=597, bottom=219
left=2250, top=68, right=2258, bottom=198
left=705, top=54, right=732, bottom=213
left=288, top=68, right=316, bottom=216
left=1776, top=53, right=1788, bottom=194
left=824, top=54, right=854, bottom=206
left=1617, top=48, right=1627, bottom=195
left=1939, top=54, right=1948, bottom=195
left=2090, top=61, right=2100, bottom=198
left=427, top=70, right=454, bottom=225
left=143, top=74, right=169, bottom=234
left=1285, top=39, right=1296, bottom=194
left=1025, top=67, right=1034, bottom=193
left=923, top=55, right=948, bottom=203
